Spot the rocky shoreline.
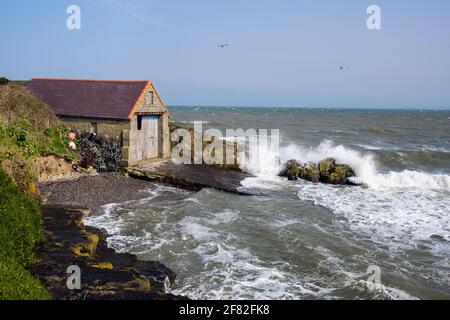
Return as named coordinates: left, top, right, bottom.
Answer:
left=33, top=159, right=358, bottom=300
left=35, top=173, right=187, bottom=300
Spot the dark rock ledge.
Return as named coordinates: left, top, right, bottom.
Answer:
left=128, top=160, right=254, bottom=195
left=31, top=204, right=187, bottom=300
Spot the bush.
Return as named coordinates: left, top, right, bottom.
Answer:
left=0, top=85, right=74, bottom=164
left=0, top=77, right=9, bottom=85
left=0, top=168, right=50, bottom=299
left=6, top=120, right=39, bottom=157
left=41, top=126, right=75, bottom=161
left=0, top=107, right=74, bottom=193
left=1, top=119, right=74, bottom=160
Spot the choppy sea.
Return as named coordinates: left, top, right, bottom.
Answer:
left=86, top=107, right=450, bottom=299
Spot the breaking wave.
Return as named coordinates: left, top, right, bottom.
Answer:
left=240, top=140, right=450, bottom=192
left=240, top=140, right=450, bottom=261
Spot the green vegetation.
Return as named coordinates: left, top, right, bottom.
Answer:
left=0, top=84, right=76, bottom=191
left=0, top=84, right=75, bottom=300
left=1, top=119, right=75, bottom=159
left=0, top=168, right=51, bottom=299
left=0, top=77, right=9, bottom=85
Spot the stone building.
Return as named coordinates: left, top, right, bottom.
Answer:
left=27, top=78, right=170, bottom=166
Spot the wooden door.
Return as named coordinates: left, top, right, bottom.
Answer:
left=143, top=115, right=159, bottom=159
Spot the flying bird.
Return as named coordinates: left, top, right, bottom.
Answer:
left=218, top=44, right=229, bottom=48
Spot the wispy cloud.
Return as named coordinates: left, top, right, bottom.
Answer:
left=99, top=0, right=161, bottom=26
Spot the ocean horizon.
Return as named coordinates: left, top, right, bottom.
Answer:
left=168, top=105, right=450, bottom=111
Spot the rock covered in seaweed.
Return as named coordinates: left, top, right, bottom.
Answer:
left=279, top=158, right=356, bottom=185
left=279, top=160, right=300, bottom=181
left=32, top=204, right=186, bottom=300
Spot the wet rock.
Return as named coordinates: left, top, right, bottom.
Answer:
left=279, top=158, right=356, bottom=185
left=329, top=164, right=356, bottom=185
left=280, top=160, right=320, bottom=182
left=32, top=204, right=187, bottom=300
left=279, top=160, right=301, bottom=180
left=318, top=158, right=336, bottom=182
left=128, top=161, right=254, bottom=195
left=300, top=163, right=320, bottom=183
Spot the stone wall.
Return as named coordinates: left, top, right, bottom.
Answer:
left=59, top=116, right=131, bottom=168
left=137, top=84, right=166, bottom=113
left=59, top=116, right=129, bottom=138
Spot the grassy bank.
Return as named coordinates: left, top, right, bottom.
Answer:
left=0, top=168, right=50, bottom=299
left=0, top=82, right=76, bottom=299
left=0, top=84, right=76, bottom=194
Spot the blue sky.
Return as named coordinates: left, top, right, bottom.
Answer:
left=1, top=0, right=449, bottom=108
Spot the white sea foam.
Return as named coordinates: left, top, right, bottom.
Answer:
left=298, top=182, right=450, bottom=249
left=240, top=140, right=450, bottom=258
left=357, top=144, right=450, bottom=153
left=179, top=216, right=216, bottom=241
left=84, top=140, right=450, bottom=300
left=355, top=170, right=450, bottom=191
left=239, top=176, right=284, bottom=191
left=356, top=144, right=385, bottom=151
left=173, top=219, right=322, bottom=299
left=418, top=145, right=450, bottom=153
left=344, top=280, right=418, bottom=300
left=84, top=184, right=186, bottom=253
left=210, top=209, right=240, bottom=225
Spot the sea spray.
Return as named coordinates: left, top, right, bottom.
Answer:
left=240, top=139, right=450, bottom=191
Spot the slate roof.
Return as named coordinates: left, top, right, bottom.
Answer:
left=27, top=79, right=158, bottom=120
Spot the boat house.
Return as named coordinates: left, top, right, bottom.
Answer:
left=27, top=78, right=170, bottom=166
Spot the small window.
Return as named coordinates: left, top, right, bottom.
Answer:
left=150, top=92, right=154, bottom=105
left=137, top=115, right=143, bottom=131
left=90, top=122, right=97, bottom=134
